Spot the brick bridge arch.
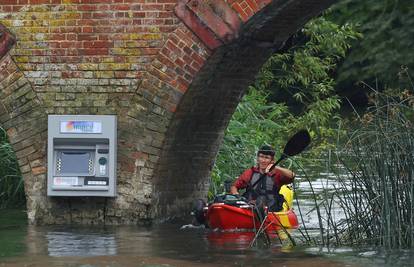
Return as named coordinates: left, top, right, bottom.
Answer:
left=0, top=0, right=335, bottom=224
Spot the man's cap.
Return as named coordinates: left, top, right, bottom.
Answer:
left=257, top=144, right=275, bottom=157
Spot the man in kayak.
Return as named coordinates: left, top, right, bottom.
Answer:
left=229, top=145, right=295, bottom=212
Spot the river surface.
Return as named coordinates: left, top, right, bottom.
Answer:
left=0, top=208, right=413, bottom=267
left=1, top=156, right=413, bottom=267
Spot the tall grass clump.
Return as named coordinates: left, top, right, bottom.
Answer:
left=304, top=73, right=414, bottom=249
left=0, top=126, right=24, bottom=208
left=337, top=85, right=413, bottom=248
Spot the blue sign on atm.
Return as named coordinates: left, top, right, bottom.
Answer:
left=60, top=121, right=102, bottom=134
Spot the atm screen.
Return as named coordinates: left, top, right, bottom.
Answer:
left=60, top=152, right=91, bottom=174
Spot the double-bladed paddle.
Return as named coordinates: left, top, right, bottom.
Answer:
left=268, top=129, right=311, bottom=172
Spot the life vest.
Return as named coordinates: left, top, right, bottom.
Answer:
left=243, top=171, right=285, bottom=212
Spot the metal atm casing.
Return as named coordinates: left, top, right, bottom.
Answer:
left=47, top=115, right=117, bottom=197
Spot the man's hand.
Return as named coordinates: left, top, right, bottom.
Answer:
left=265, top=163, right=276, bottom=175
left=230, top=185, right=239, bottom=195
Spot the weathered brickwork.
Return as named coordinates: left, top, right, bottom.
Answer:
left=229, top=0, right=272, bottom=21
left=0, top=53, right=49, bottom=223
left=0, top=0, right=336, bottom=224
left=140, top=23, right=211, bottom=112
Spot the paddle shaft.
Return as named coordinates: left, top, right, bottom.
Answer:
left=249, top=130, right=310, bottom=246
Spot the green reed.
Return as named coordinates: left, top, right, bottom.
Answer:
left=0, top=127, right=24, bottom=208
left=301, top=84, right=414, bottom=249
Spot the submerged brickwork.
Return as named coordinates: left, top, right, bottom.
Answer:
left=0, top=0, right=335, bottom=224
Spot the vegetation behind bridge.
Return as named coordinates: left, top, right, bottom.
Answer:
left=212, top=4, right=414, bottom=249
left=0, top=128, right=23, bottom=209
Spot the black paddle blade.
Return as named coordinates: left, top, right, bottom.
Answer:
left=283, top=130, right=311, bottom=157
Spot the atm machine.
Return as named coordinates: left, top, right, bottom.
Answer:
left=47, top=115, right=117, bottom=197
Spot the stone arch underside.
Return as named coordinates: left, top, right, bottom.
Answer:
left=152, top=0, right=336, bottom=220
left=0, top=0, right=335, bottom=224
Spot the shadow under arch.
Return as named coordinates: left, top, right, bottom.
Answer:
left=152, top=0, right=336, bottom=220
left=0, top=23, right=26, bottom=209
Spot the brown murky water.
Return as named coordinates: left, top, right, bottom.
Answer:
left=0, top=213, right=353, bottom=267
left=1, top=210, right=413, bottom=267
left=0, top=255, right=350, bottom=267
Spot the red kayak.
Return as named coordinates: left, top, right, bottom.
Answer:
left=192, top=190, right=299, bottom=235
left=206, top=202, right=299, bottom=233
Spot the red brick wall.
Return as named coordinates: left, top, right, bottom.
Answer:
left=0, top=0, right=335, bottom=224
left=229, top=0, right=272, bottom=21
left=0, top=0, right=212, bottom=224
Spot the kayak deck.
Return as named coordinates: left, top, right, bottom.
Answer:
left=206, top=202, right=299, bottom=232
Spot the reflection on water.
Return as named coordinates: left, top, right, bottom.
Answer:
left=0, top=216, right=412, bottom=267
left=0, top=219, right=355, bottom=267
left=293, top=158, right=353, bottom=230
left=45, top=231, right=117, bottom=257
left=305, top=247, right=414, bottom=267
left=206, top=231, right=254, bottom=249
